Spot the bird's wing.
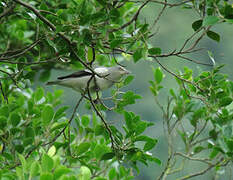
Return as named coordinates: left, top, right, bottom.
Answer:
left=57, top=70, right=93, bottom=80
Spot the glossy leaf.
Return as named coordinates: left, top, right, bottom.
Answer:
left=76, top=142, right=91, bottom=156
left=148, top=48, right=161, bottom=55
left=192, top=19, right=202, bottom=31
left=203, top=16, right=219, bottom=26
left=207, top=31, right=220, bottom=42
left=42, top=105, right=54, bottom=125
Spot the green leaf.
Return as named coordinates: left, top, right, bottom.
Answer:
left=109, top=168, right=117, bottom=180
left=87, top=47, right=93, bottom=62
left=226, top=139, right=233, bottom=151
left=135, top=121, right=147, bottom=135
left=194, top=146, right=205, bottom=153
left=76, top=142, right=91, bottom=156
left=18, top=153, right=27, bottom=171
left=144, top=154, right=161, bottom=165
left=51, top=122, right=67, bottom=132
left=219, top=97, right=232, bottom=107
left=48, top=146, right=56, bottom=157
left=25, top=127, right=35, bottom=138
left=54, top=106, right=68, bottom=121
left=10, top=112, right=21, bottom=126
left=0, top=116, right=7, bottom=130
left=207, top=31, right=220, bottom=42
left=29, top=161, right=40, bottom=178
left=81, top=115, right=90, bottom=127
left=133, top=48, right=143, bottom=63
left=94, top=145, right=110, bottom=160
left=150, top=157, right=161, bottom=165
left=110, top=9, right=120, bottom=20
left=209, top=147, right=220, bottom=159
left=192, top=20, right=202, bottom=31
left=39, top=70, right=51, bottom=82
left=35, top=87, right=44, bottom=102
left=154, top=67, right=163, bottom=84
left=123, top=75, right=134, bottom=86
left=79, top=166, right=91, bottom=180
left=101, top=152, right=115, bottom=160
left=124, top=111, right=134, bottom=130
left=15, top=145, right=24, bottom=153
left=0, top=106, right=9, bottom=117
left=203, top=16, right=219, bottom=26
left=82, top=29, right=92, bottom=45
left=135, top=135, right=152, bottom=142
left=40, top=173, right=53, bottom=180
left=42, top=105, right=54, bottom=125
left=42, top=154, right=54, bottom=172
left=148, top=48, right=161, bottom=55
left=110, top=39, right=122, bottom=49
left=16, top=167, right=24, bottom=179
left=54, top=166, right=71, bottom=180
left=143, top=139, right=157, bottom=151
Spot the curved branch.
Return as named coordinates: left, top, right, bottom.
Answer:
left=12, top=0, right=94, bottom=73
left=178, top=157, right=225, bottom=180
left=109, top=0, right=151, bottom=32
left=0, top=39, right=40, bottom=61
left=43, top=96, right=84, bottom=147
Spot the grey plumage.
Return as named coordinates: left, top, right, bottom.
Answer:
left=46, top=66, right=130, bottom=93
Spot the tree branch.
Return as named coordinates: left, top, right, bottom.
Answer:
left=43, top=96, right=84, bottom=146
left=109, top=0, right=151, bottom=32
left=0, top=39, right=41, bottom=61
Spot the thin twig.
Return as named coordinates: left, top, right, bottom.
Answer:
left=151, top=0, right=167, bottom=28
left=176, top=54, right=213, bottom=66
left=0, top=39, right=41, bottom=60
left=175, top=152, right=212, bottom=165
left=86, top=75, right=117, bottom=150
left=127, top=0, right=192, bottom=7
left=154, top=57, right=204, bottom=92
left=12, top=0, right=94, bottom=73
left=178, top=158, right=225, bottom=180
left=0, top=69, right=20, bottom=89
left=109, top=0, right=150, bottom=32
left=0, top=81, right=8, bottom=103
left=43, top=96, right=84, bottom=146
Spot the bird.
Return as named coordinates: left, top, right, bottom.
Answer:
left=46, top=66, right=130, bottom=93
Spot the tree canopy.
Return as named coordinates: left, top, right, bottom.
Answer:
left=0, top=0, right=233, bottom=179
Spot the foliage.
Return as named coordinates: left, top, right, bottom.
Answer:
left=150, top=66, right=233, bottom=179
left=0, top=0, right=233, bottom=179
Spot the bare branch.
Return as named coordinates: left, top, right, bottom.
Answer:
left=175, top=152, right=212, bottom=165
left=109, top=0, right=151, bottom=32
left=178, top=158, right=225, bottom=180
left=12, top=0, right=94, bottom=73
left=176, top=54, right=213, bottom=66
left=0, top=69, right=20, bottom=89
left=151, top=0, right=167, bottom=28
left=86, top=75, right=117, bottom=150
left=0, top=81, right=8, bottom=103
left=153, top=57, right=204, bottom=92
left=0, top=39, right=41, bottom=61
left=43, top=96, right=84, bottom=146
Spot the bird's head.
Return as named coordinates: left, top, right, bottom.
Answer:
left=106, top=66, right=130, bottom=82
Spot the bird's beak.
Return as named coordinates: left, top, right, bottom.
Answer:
left=124, top=69, right=131, bottom=74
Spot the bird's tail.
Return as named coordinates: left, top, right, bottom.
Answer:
left=46, top=80, right=60, bottom=85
